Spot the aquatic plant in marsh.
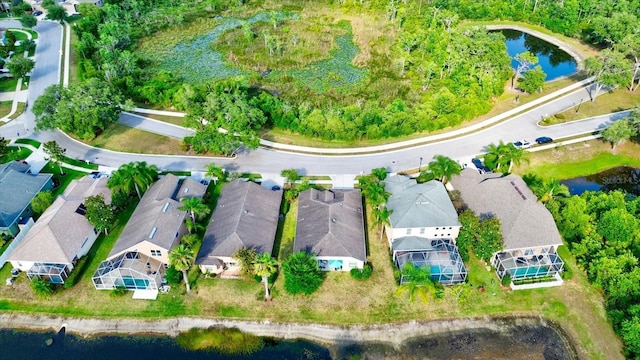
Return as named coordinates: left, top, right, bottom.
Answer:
left=270, top=26, right=367, bottom=92
left=176, top=327, right=264, bottom=354
left=153, top=11, right=296, bottom=83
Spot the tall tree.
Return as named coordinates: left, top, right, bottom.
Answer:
left=602, top=119, right=635, bottom=149
left=178, top=197, right=210, bottom=228
left=427, top=155, right=461, bottom=184
left=6, top=56, right=35, bottom=79
left=45, top=5, right=67, bottom=23
left=372, top=206, right=393, bottom=241
left=168, top=244, right=195, bottom=293
left=512, top=51, right=538, bottom=89
left=254, top=252, right=278, bottom=301
left=234, top=247, right=257, bottom=279
left=484, top=141, right=527, bottom=174
left=519, top=66, right=546, bottom=94
left=614, top=34, right=640, bottom=92
left=34, top=79, right=123, bottom=140
left=19, top=14, right=37, bottom=28
left=42, top=141, right=66, bottom=174
left=107, top=161, right=158, bottom=199
left=84, top=194, right=114, bottom=235
left=584, top=50, right=629, bottom=102
left=0, top=137, right=9, bottom=157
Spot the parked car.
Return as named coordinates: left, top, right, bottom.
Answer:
left=535, top=136, right=553, bottom=144
left=513, top=140, right=532, bottom=149
left=32, top=10, right=43, bottom=16
left=471, top=158, right=491, bottom=173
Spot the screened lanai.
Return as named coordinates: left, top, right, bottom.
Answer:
left=395, top=238, right=467, bottom=285
left=493, top=246, right=564, bottom=281
left=92, top=251, right=164, bottom=291
left=27, top=263, right=70, bottom=284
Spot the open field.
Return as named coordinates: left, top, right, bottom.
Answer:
left=541, top=89, right=640, bottom=125
left=86, top=123, right=187, bottom=155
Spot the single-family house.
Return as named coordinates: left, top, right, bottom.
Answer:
left=196, top=180, right=282, bottom=277
left=383, top=175, right=467, bottom=284
left=0, top=161, right=53, bottom=236
left=294, top=188, right=366, bottom=271
left=7, top=175, right=111, bottom=284
left=450, top=168, right=564, bottom=289
left=92, top=174, right=206, bottom=298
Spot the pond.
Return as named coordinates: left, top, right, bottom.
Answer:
left=1, top=318, right=577, bottom=359
left=561, top=166, right=640, bottom=195
left=500, top=29, right=577, bottom=81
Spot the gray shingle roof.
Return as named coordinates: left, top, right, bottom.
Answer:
left=7, top=176, right=111, bottom=264
left=449, top=168, right=563, bottom=250
left=384, top=175, right=460, bottom=229
left=0, top=162, right=52, bottom=228
left=294, top=188, right=366, bottom=261
left=108, top=174, right=207, bottom=258
left=196, top=180, right=282, bottom=265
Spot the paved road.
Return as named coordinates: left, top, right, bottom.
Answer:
left=0, top=18, right=629, bottom=177
left=0, top=20, right=62, bottom=138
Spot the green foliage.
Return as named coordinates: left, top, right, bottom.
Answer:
left=30, top=190, right=54, bottom=214
left=6, top=56, right=34, bottom=79
left=350, top=263, right=373, bottom=281
left=165, top=266, right=182, bottom=284
left=282, top=251, right=324, bottom=295
left=45, top=4, right=67, bottom=23
left=107, top=161, right=158, bottom=199
left=396, top=263, right=436, bottom=304
left=0, top=137, right=9, bottom=157
left=30, top=277, right=53, bottom=299
left=176, top=327, right=263, bottom=355
left=456, top=210, right=504, bottom=263
left=484, top=141, right=527, bottom=174
left=18, top=13, right=37, bottom=28
left=501, top=273, right=512, bottom=287
left=110, top=285, right=128, bottom=298
left=427, top=155, right=461, bottom=184
left=84, top=194, right=115, bottom=235
left=519, top=66, right=546, bottom=94
left=602, top=119, right=636, bottom=149
left=169, top=244, right=195, bottom=292
left=233, top=247, right=257, bottom=279
left=11, top=2, right=31, bottom=17
left=280, top=168, right=300, bottom=188
left=33, top=80, right=124, bottom=140
left=253, top=252, right=278, bottom=300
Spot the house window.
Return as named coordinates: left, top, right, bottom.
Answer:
left=151, top=250, right=162, bottom=257
left=81, top=237, right=89, bottom=248
left=419, top=228, right=425, bottom=234
left=406, top=229, right=412, bottom=235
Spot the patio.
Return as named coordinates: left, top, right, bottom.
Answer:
left=92, top=251, right=164, bottom=291
left=395, top=239, right=467, bottom=285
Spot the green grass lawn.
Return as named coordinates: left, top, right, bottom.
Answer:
left=0, top=100, right=12, bottom=117
left=0, top=146, right=32, bottom=163
left=14, top=138, right=41, bottom=147
left=0, top=77, right=18, bottom=92
left=40, top=163, right=89, bottom=197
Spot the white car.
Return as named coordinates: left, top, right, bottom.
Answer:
left=513, top=140, right=532, bottom=149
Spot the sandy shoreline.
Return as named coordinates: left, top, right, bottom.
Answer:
left=0, top=313, right=579, bottom=358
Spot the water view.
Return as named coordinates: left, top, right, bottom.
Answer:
left=1, top=318, right=577, bottom=360
left=501, top=29, right=577, bottom=81
left=561, top=166, right=640, bottom=195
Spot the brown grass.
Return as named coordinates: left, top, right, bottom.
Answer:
left=87, top=124, right=188, bottom=155
left=545, top=89, right=640, bottom=124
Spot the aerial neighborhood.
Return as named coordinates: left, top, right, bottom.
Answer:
left=1, top=0, right=640, bottom=358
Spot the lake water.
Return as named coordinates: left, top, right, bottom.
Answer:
left=0, top=318, right=577, bottom=359
left=561, top=166, right=640, bottom=195
left=501, top=29, right=577, bottom=81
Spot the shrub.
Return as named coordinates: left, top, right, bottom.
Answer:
left=165, top=266, right=182, bottom=284
left=110, top=286, right=128, bottom=297
left=282, top=251, right=324, bottom=295
left=501, top=274, right=512, bottom=287
left=349, top=263, right=373, bottom=281
left=30, top=277, right=54, bottom=299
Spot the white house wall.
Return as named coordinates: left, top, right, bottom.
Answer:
left=389, top=226, right=461, bottom=244
left=316, top=256, right=363, bottom=271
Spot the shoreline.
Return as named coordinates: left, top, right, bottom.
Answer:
left=0, top=313, right=579, bottom=359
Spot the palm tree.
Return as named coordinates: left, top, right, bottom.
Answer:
left=372, top=206, right=393, bottom=241
left=254, top=252, right=278, bottom=301
left=280, top=168, right=300, bottom=189
left=178, top=197, right=210, bottom=227
left=205, top=163, right=226, bottom=184
left=484, top=141, right=528, bottom=174
left=185, top=218, right=205, bottom=234
left=427, top=155, right=461, bottom=184
left=108, top=161, right=158, bottom=199
left=168, top=244, right=195, bottom=293
left=371, top=167, right=388, bottom=181
left=30, top=277, right=54, bottom=299
left=395, top=263, right=435, bottom=304
left=181, top=233, right=200, bottom=248
left=363, top=182, right=389, bottom=209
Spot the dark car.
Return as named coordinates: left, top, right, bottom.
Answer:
left=32, top=10, right=43, bottom=16
left=471, top=158, right=490, bottom=173
left=535, top=136, right=553, bottom=144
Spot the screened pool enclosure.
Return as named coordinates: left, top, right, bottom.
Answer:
left=92, top=251, right=164, bottom=291
left=493, top=246, right=564, bottom=281
left=394, top=238, right=467, bottom=285
left=27, top=263, right=70, bottom=284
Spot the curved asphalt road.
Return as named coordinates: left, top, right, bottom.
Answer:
left=0, top=19, right=629, bottom=176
